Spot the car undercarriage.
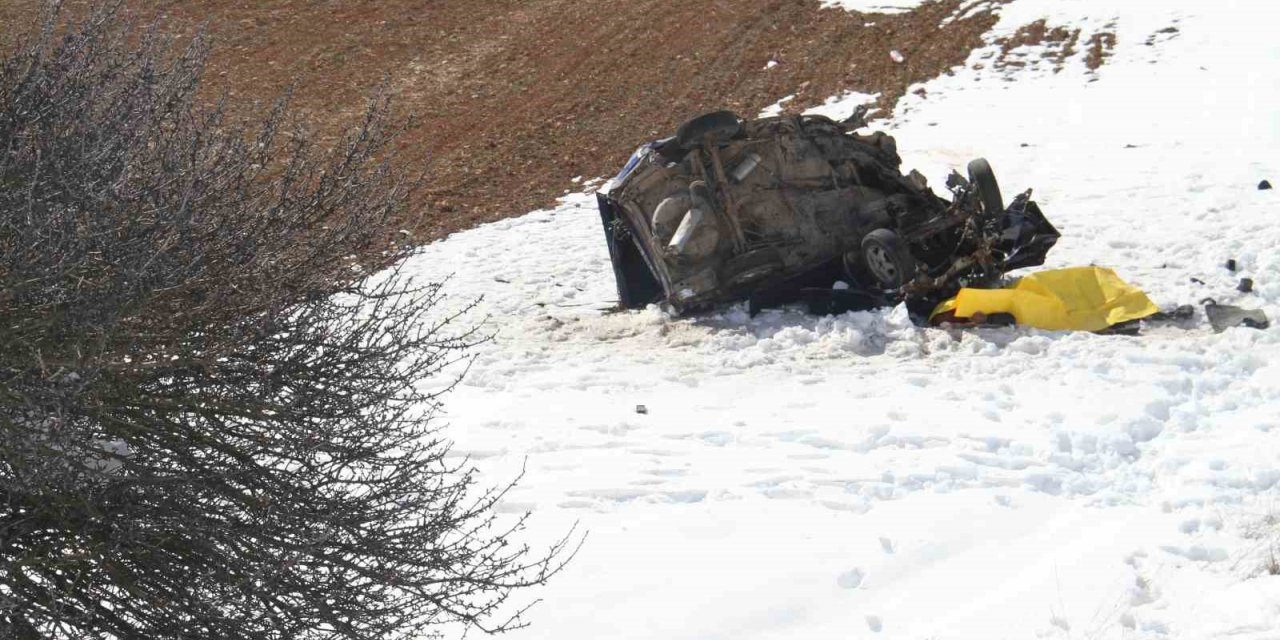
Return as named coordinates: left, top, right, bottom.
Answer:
left=597, top=108, right=1060, bottom=316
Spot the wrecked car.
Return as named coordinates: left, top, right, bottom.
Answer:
left=597, top=108, right=1060, bottom=315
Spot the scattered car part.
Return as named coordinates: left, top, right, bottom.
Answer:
left=1203, top=299, right=1269, bottom=332
left=1149, top=304, right=1195, bottom=321
left=1226, top=258, right=1238, bottom=272
left=1237, top=277, right=1254, bottom=293
left=598, top=109, right=1060, bottom=315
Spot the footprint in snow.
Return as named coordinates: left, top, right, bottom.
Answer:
left=836, top=568, right=865, bottom=589
left=1160, top=544, right=1227, bottom=562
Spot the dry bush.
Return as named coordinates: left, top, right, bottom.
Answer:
left=0, top=4, right=569, bottom=638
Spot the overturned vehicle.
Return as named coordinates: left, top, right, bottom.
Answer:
left=597, top=108, right=1060, bottom=316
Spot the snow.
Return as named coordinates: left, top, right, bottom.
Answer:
left=792, top=90, right=881, bottom=121
left=759, top=90, right=880, bottom=122
left=818, top=0, right=926, bottom=15
left=401, top=1, right=1280, bottom=638
left=759, top=94, right=796, bottom=118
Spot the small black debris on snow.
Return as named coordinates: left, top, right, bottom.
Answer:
left=1259, top=179, right=1273, bottom=190
left=1150, top=304, right=1194, bottom=321
left=1237, top=278, right=1254, bottom=293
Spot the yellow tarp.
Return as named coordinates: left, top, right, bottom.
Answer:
left=931, top=266, right=1160, bottom=332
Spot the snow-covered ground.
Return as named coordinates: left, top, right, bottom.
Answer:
left=405, top=2, right=1280, bottom=638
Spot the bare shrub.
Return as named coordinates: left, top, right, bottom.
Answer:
left=0, top=4, right=568, bottom=638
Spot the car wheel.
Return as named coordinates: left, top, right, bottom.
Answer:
left=677, top=111, right=743, bottom=149
left=967, top=157, right=1004, bottom=215
left=860, top=229, right=917, bottom=289
left=841, top=248, right=869, bottom=285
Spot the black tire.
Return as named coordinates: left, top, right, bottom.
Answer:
left=967, top=157, right=1004, bottom=215
left=677, top=111, right=742, bottom=149
left=841, top=248, right=869, bottom=285
left=860, top=228, right=917, bottom=289
left=654, top=136, right=687, bottom=161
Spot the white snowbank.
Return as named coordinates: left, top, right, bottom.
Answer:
left=402, top=1, right=1280, bottom=637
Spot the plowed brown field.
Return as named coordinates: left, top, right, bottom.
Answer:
left=0, top=1, right=1002, bottom=239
